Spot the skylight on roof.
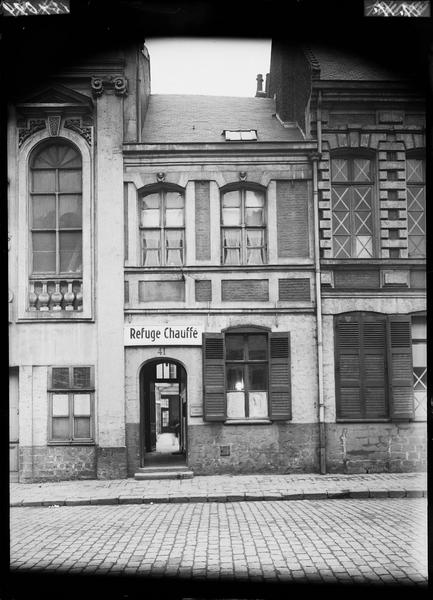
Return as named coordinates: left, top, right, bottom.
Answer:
left=223, top=130, right=257, bottom=141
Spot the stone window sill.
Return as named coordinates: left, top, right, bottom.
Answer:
left=224, top=419, right=271, bottom=425
left=47, top=441, right=95, bottom=446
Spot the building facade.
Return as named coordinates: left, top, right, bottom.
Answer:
left=8, top=41, right=426, bottom=482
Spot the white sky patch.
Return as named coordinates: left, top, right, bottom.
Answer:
left=145, top=38, right=271, bottom=97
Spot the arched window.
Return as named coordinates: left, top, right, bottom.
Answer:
left=331, top=153, right=375, bottom=258
left=139, top=185, right=185, bottom=267
left=221, top=185, right=266, bottom=265
left=30, top=142, right=82, bottom=275
left=406, top=152, right=425, bottom=258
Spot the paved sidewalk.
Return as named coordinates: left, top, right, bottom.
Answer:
left=10, top=472, right=426, bottom=507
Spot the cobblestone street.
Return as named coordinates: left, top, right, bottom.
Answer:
left=10, top=498, right=427, bottom=586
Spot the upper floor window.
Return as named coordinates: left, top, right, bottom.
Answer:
left=140, top=186, right=185, bottom=266
left=30, top=143, right=82, bottom=275
left=331, top=155, right=375, bottom=259
left=407, top=154, right=425, bottom=258
left=221, top=186, right=266, bottom=265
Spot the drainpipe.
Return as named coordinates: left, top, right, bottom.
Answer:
left=317, top=90, right=323, bottom=155
left=312, top=155, right=326, bottom=474
left=136, top=47, right=142, bottom=143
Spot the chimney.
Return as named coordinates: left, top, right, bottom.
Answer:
left=265, top=73, right=270, bottom=96
left=255, top=74, right=266, bottom=98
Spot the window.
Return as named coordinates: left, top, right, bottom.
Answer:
left=202, top=330, right=291, bottom=422
left=335, top=313, right=414, bottom=421
left=226, top=333, right=268, bottom=419
left=411, top=315, right=426, bottom=420
left=407, top=155, right=425, bottom=258
left=48, top=366, right=94, bottom=443
left=30, top=143, right=82, bottom=275
left=331, top=155, right=375, bottom=258
left=140, top=186, right=185, bottom=266
left=221, top=187, right=266, bottom=265
left=223, top=130, right=257, bottom=141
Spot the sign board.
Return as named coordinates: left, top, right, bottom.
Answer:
left=124, top=325, right=203, bottom=346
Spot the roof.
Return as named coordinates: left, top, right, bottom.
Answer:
left=141, top=94, right=304, bottom=143
left=306, top=46, right=402, bottom=81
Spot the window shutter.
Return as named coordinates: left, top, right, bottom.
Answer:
left=335, top=316, right=362, bottom=419
left=202, top=333, right=226, bottom=421
left=387, top=316, right=414, bottom=420
left=195, top=181, right=211, bottom=260
left=362, top=317, right=387, bottom=418
left=269, top=332, right=291, bottom=420
left=276, top=181, right=309, bottom=258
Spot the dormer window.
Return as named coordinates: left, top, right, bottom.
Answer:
left=223, top=130, right=257, bottom=141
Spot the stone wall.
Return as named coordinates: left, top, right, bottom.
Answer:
left=18, top=445, right=129, bottom=482
left=96, top=447, right=128, bottom=479
left=187, top=422, right=320, bottom=475
left=19, top=446, right=96, bottom=482
left=325, top=422, right=427, bottom=473
left=126, top=422, right=140, bottom=477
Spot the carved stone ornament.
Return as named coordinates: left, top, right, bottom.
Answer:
left=239, top=172, right=247, bottom=181
left=156, top=172, right=166, bottom=182
left=18, top=118, right=46, bottom=147
left=91, top=77, right=104, bottom=98
left=113, top=76, right=128, bottom=96
left=64, top=118, right=93, bottom=145
left=48, top=115, right=61, bottom=136
left=91, top=75, right=128, bottom=98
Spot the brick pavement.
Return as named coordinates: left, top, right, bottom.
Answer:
left=9, top=472, right=426, bottom=507
left=10, top=499, right=427, bottom=585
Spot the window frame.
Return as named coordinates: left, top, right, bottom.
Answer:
left=411, top=313, right=426, bottom=420
left=220, top=183, right=267, bottom=266
left=330, top=151, right=378, bottom=259
left=225, top=331, right=269, bottom=419
left=406, top=150, right=426, bottom=258
left=138, top=183, right=186, bottom=267
left=29, top=141, right=83, bottom=277
left=48, top=366, right=95, bottom=445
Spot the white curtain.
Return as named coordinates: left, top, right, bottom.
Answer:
left=223, top=229, right=241, bottom=265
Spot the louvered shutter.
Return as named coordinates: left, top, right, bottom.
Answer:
left=269, top=332, right=291, bottom=420
left=202, top=333, right=226, bottom=421
left=363, top=316, right=387, bottom=418
left=335, top=316, right=362, bottom=419
left=276, top=181, right=310, bottom=258
left=387, top=316, right=414, bottom=420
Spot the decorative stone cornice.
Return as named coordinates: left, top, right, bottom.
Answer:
left=64, top=118, right=93, bottom=145
left=18, top=118, right=46, bottom=147
left=91, top=75, right=128, bottom=98
left=47, top=115, right=61, bottom=136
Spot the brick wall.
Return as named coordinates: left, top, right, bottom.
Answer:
left=325, top=422, right=427, bottom=473
left=187, top=422, right=319, bottom=475
left=126, top=422, right=140, bottom=477
left=96, top=447, right=127, bottom=479
left=19, top=446, right=96, bottom=482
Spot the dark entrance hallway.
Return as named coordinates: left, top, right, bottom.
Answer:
left=139, top=360, right=187, bottom=468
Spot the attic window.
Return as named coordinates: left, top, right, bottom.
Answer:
left=223, top=130, right=257, bottom=141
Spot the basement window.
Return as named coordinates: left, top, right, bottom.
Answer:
left=223, top=130, right=257, bottom=141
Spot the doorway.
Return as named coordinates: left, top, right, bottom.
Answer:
left=139, top=359, right=187, bottom=467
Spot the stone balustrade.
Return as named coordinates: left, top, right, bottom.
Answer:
left=28, top=279, right=83, bottom=312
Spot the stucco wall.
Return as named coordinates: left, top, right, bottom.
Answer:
left=124, top=312, right=318, bottom=474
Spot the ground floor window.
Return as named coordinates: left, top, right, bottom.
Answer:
left=411, top=315, right=427, bottom=420
left=48, top=366, right=94, bottom=443
left=202, top=328, right=291, bottom=422
left=335, top=313, right=415, bottom=421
